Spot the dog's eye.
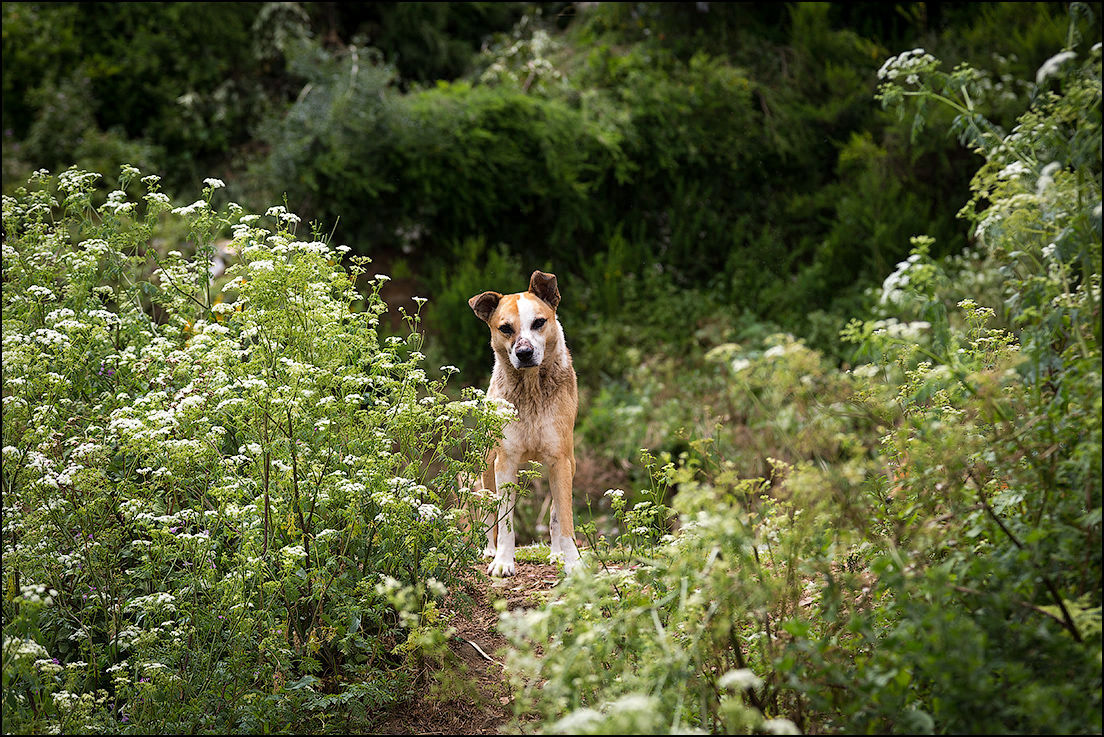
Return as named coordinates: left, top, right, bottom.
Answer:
left=532, top=318, right=546, bottom=330
left=498, top=324, right=514, bottom=336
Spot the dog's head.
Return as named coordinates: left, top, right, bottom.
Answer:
left=469, top=270, right=562, bottom=370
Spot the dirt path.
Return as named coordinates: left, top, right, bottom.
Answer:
left=371, top=561, right=561, bottom=735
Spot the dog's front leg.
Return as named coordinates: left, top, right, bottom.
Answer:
left=480, top=456, right=497, bottom=558
left=549, top=457, right=581, bottom=573
left=488, top=457, right=519, bottom=577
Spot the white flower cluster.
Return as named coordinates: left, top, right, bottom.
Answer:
left=18, top=583, right=59, bottom=605
left=997, top=160, right=1029, bottom=180
left=126, top=592, right=177, bottom=613
left=56, top=169, right=100, bottom=194
left=879, top=254, right=923, bottom=305
left=718, top=667, right=763, bottom=691
left=100, top=190, right=136, bottom=216
left=35, top=658, right=64, bottom=674
left=264, top=205, right=301, bottom=225
left=3, top=635, right=49, bottom=663
left=171, top=199, right=209, bottom=218
left=490, top=397, right=519, bottom=421
left=877, top=48, right=938, bottom=84
left=870, top=318, right=932, bottom=341
left=145, top=191, right=171, bottom=209
left=1036, top=50, right=1077, bottom=85
left=1035, top=161, right=1062, bottom=195
left=479, top=29, right=564, bottom=88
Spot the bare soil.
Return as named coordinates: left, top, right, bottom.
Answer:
left=369, top=561, right=561, bottom=735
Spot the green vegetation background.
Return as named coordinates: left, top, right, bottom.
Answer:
left=3, top=2, right=1085, bottom=373
left=3, top=2, right=1101, bottom=734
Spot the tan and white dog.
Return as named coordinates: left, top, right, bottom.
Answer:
left=469, top=270, right=581, bottom=576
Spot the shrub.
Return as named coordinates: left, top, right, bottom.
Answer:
left=1, top=167, right=509, bottom=732
left=1, top=3, right=300, bottom=192
left=503, top=30, right=1101, bottom=735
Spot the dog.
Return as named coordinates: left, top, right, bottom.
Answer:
left=468, top=270, right=581, bottom=576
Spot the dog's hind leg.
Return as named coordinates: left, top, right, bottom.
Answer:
left=549, top=497, right=562, bottom=558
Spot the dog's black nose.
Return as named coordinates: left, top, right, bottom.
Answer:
left=516, top=344, right=534, bottom=362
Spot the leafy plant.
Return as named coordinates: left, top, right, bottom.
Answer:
left=1, top=166, right=510, bottom=733
left=504, top=25, right=1101, bottom=735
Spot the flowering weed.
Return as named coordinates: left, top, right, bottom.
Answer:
left=2, top=167, right=509, bottom=732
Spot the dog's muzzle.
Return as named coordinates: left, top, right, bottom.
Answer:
left=514, top=338, right=537, bottom=367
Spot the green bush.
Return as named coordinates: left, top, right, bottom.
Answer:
left=254, top=2, right=1080, bottom=351
left=1, top=3, right=299, bottom=192
left=505, top=32, right=1102, bottom=735
left=1, top=167, right=509, bottom=732
left=310, top=3, right=528, bottom=88
left=5, top=3, right=1092, bottom=355
left=255, top=44, right=628, bottom=268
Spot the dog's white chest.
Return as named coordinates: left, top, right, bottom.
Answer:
left=501, top=406, right=562, bottom=461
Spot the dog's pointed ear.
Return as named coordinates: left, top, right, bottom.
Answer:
left=528, top=270, right=560, bottom=310
left=469, top=291, right=502, bottom=323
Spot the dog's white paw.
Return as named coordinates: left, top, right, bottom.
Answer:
left=551, top=534, right=581, bottom=574
left=481, top=544, right=497, bottom=559
left=488, top=557, right=516, bottom=577
left=561, top=550, right=582, bottom=575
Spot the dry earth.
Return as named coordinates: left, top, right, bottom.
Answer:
left=370, top=561, right=562, bottom=735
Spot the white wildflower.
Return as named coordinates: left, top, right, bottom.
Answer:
left=762, top=717, right=801, bottom=734
left=171, top=199, right=208, bottom=217
left=426, top=578, right=447, bottom=598
left=3, top=636, right=49, bottom=665
left=1036, top=50, right=1076, bottom=85
left=997, top=160, right=1028, bottom=180
left=731, top=357, right=752, bottom=372
left=877, top=48, right=937, bottom=82
left=1036, top=161, right=1062, bottom=195
left=719, top=668, right=763, bottom=691
left=35, top=659, right=64, bottom=674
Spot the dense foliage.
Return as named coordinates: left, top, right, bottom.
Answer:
left=505, top=28, right=1102, bottom=735
left=2, top=171, right=509, bottom=732
left=6, top=3, right=1096, bottom=368
left=3, top=2, right=1102, bottom=735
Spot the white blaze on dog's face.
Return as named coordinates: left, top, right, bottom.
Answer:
left=469, top=271, right=562, bottom=371
left=500, top=293, right=556, bottom=369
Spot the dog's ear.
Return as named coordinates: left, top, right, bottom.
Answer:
left=469, top=291, right=502, bottom=323
left=528, top=270, right=560, bottom=310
